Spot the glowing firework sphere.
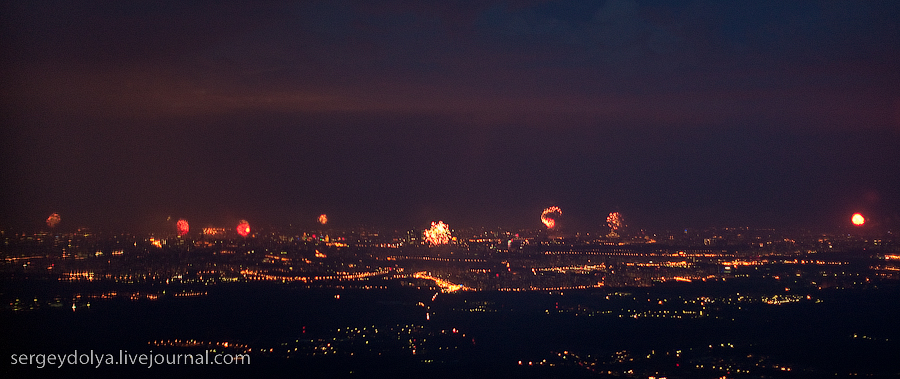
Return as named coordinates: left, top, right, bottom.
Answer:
left=851, top=213, right=865, bottom=226
left=176, top=219, right=189, bottom=236
left=318, top=214, right=328, bottom=225
left=424, top=221, right=451, bottom=246
left=541, top=206, right=562, bottom=229
left=46, top=213, right=61, bottom=228
left=607, top=212, right=624, bottom=231
left=236, top=220, right=251, bottom=237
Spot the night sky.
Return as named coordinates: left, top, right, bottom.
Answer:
left=2, top=1, right=898, bottom=232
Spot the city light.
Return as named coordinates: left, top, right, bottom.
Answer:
left=2, top=220, right=896, bottom=376
left=202, top=227, right=226, bottom=236
left=541, top=207, right=562, bottom=229
left=413, top=272, right=471, bottom=293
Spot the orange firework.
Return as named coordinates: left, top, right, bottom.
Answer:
left=236, top=220, right=251, bottom=237
left=607, top=212, right=624, bottom=231
left=318, top=214, right=328, bottom=225
left=541, top=206, right=562, bottom=229
left=424, top=221, right=451, bottom=245
left=851, top=213, right=865, bottom=226
left=176, top=219, right=189, bottom=236
left=46, top=213, right=61, bottom=228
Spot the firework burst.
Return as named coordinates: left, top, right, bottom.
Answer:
left=851, top=213, right=865, bottom=226
left=176, top=219, right=189, bottom=236
left=606, top=212, right=625, bottom=236
left=541, top=206, right=562, bottom=229
left=318, top=214, right=328, bottom=225
left=46, top=213, right=61, bottom=228
left=236, top=220, right=251, bottom=237
left=424, top=221, right=451, bottom=246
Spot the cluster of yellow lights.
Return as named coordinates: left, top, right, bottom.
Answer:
left=61, top=271, right=95, bottom=281
left=264, top=254, right=291, bottom=263
left=498, top=283, right=604, bottom=292
left=674, top=251, right=730, bottom=257
left=81, top=291, right=159, bottom=301
left=762, top=294, right=804, bottom=305
left=388, top=256, right=486, bottom=263
left=172, top=291, right=207, bottom=297
left=722, top=260, right=764, bottom=266
left=541, top=206, right=562, bottom=229
left=780, top=259, right=845, bottom=265
left=535, top=264, right=607, bottom=274
left=239, top=268, right=397, bottom=283
left=202, top=228, right=226, bottom=236
left=150, top=340, right=249, bottom=353
left=412, top=272, right=471, bottom=293
left=625, top=261, right=691, bottom=268
left=545, top=250, right=686, bottom=257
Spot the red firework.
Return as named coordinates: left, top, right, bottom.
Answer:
left=46, top=213, right=61, bottom=228
left=607, top=212, right=624, bottom=231
left=541, top=207, right=562, bottom=229
left=236, top=220, right=251, bottom=237
left=176, top=219, right=189, bottom=236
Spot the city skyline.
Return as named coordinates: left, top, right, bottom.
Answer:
left=3, top=209, right=898, bottom=377
left=3, top=3, right=899, bottom=375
